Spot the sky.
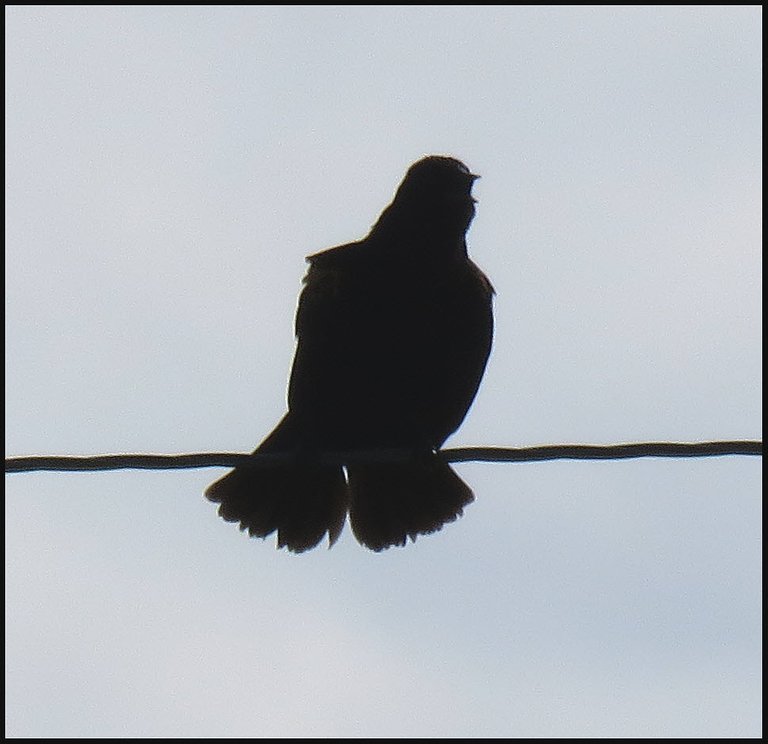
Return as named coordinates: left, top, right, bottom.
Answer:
left=5, top=5, right=762, bottom=738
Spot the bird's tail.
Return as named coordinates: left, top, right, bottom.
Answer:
left=205, top=460, right=348, bottom=553
left=205, top=415, right=348, bottom=553
left=206, top=418, right=474, bottom=552
left=347, top=454, right=474, bottom=551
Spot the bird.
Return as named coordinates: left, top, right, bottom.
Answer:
left=205, top=155, right=494, bottom=552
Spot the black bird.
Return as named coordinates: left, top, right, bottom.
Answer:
left=206, top=156, right=494, bottom=552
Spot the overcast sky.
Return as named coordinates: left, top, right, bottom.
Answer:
left=5, top=5, right=761, bottom=738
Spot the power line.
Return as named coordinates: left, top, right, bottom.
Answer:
left=4, top=440, right=762, bottom=473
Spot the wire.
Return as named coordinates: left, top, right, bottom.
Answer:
left=4, top=441, right=762, bottom=473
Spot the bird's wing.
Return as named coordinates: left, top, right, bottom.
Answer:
left=286, top=243, right=365, bottom=427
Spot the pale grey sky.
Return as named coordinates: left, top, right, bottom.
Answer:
left=5, top=5, right=761, bottom=738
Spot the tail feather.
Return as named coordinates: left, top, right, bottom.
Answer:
left=205, top=462, right=348, bottom=553
left=347, top=455, right=474, bottom=551
left=206, top=443, right=474, bottom=552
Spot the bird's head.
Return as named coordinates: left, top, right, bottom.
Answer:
left=397, top=155, right=479, bottom=206
left=372, top=156, right=480, bottom=244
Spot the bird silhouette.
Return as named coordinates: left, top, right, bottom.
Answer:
left=206, top=156, right=494, bottom=552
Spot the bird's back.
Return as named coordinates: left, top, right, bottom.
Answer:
left=286, top=238, right=494, bottom=451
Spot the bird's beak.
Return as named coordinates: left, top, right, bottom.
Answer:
left=470, top=174, right=480, bottom=202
